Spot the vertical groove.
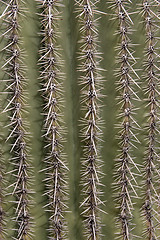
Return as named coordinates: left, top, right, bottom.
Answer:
left=112, top=1, right=140, bottom=239
left=62, top=0, right=83, bottom=238
left=76, top=0, right=104, bottom=239
left=0, top=0, right=32, bottom=239
left=37, top=0, right=68, bottom=239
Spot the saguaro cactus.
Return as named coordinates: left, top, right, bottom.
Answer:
left=111, top=0, right=140, bottom=239
left=37, top=0, right=68, bottom=239
left=0, top=0, right=160, bottom=239
left=76, top=0, right=104, bottom=239
left=0, top=0, right=31, bottom=239
left=141, top=0, right=160, bottom=238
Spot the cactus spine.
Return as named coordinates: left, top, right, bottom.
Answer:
left=141, top=1, right=160, bottom=238
left=37, top=0, right=68, bottom=239
left=0, top=0, right=32, bottom=239
left=112, top=0, right=140, bottom=239
left=76, top=0, right=104, bottom=239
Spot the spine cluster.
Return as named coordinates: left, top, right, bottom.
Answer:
left=1, top=0, right=31, bottom=239
left=142, top=1, right=160, bottom=238
left=112, top=0, right=140, bottom=239
left=0, top=146, right=5, bottom=240
left=77, top=0, right=104, bottom=239
left=38, top=0, right=68, bottom=239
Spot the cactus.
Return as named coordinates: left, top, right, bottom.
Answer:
left=0, top=0, right=32, bottom=239
left=37, top=0, right=68, bottom=239
left=76, top=0, right=104, bottom=239
left=0, top=0, right=160, bottom=239
left=111, top=1, right=140, bottom=239
left=141, top=0, right=160, bottom=239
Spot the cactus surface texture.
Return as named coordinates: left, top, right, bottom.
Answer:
left=1, top=0, right=160, bottom=239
